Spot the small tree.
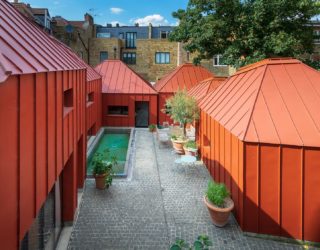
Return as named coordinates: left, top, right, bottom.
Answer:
left=164, top=89, right=199, bottom=137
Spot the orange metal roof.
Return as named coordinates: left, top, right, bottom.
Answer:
left=0, top=0, right=87, bottom=83
left=154, top=63, right=214, bottom=93
left=188, top=76, right=226, bottom=102
left=95, top=60, right=157, bottom=94
left=51, top=39, right=101, bottom=82
left=199, top=58, right=320, bottom=147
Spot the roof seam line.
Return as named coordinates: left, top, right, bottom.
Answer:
left=242, top=65, right=268, bottom=140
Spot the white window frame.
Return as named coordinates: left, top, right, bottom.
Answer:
left=213, top=55, right=227, bottom=66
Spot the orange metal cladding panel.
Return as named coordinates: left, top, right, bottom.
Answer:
left=231, top=135, right=240, bottom=221
left=259, top=145, right=280, bottom=236
left=63, top=115, right=69, bottom=164
left=129, top=95, right=136, bottom=126
left=304, top=148, right=320, bottom=242
left=150, top=95, right=158, bottom=125
left=47, top=72, right=56, bottom=192
left=209, top=117, right=215, bottom=177
left=204, top=113, right=210, bottom=170
left=199, top=111, right=204, bottom=158
left=19, top=74, right=36, bottom=240
left=0, top=76, right=19, bottom=250
left=214, top=121, right=220, bottom=182
left=281, top=147, right=302, bottom=239
left=219, top=124, right=225, bottom=183
left=224, top=129, right=232, bottom=192
left=122, top=95, right=130, bottom=127
left=56, top=72, right=63, bottom=176
left=244, top=144, right=259, bottom=232
left=238, top=140, right=244, bottom=228
left=35, top=73, right=48, bottom=211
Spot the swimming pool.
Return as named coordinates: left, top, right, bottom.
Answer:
left=87, top=128, right=133, bottom=177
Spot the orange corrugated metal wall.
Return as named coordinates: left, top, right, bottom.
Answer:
left=244, top=143, right=320, bottom=242
left=102, top=93, right=157, bottom=127
left=199, top=111, right=320, bottom=243
left=158, top=93, right=173, bottom=125
left=86, top=79, right=102, bottom=134
left=0, top=70, right=87, bottom=249
left=199, top=111, right=244, bottom=225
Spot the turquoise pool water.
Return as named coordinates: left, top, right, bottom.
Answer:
left=87, top=132, right=130, bottom=176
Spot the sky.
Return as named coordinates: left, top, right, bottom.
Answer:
left=13, top=0, right=189, bottom=26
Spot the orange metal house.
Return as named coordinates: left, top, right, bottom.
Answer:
left=154, top=63, right=213, bottom=125
left=85, top=66, right=102, bottom=137
left=188, top=77, right=226, bottom=103
left=198, top=58, right=320, bottom=243
left=96, top=60, right=158, bottom=127
left=0, top=1, right=101, bottom=249
left=188, top=76, right=226, bottom=142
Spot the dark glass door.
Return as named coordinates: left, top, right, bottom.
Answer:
left=135, top=101, right=149, bottom=127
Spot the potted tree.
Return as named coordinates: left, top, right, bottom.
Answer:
left=183, top=140, right=198, bottom=156
left=92, top=152, right=113, bottom=190
left=204, top=181, right=234, bottom=227
left=164, top=90, right=199, bottom=154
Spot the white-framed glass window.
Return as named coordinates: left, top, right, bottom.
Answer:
left=155, top=52, right=170, bottom=64
left=213, top=55, right=227, bottom=66
left=97, top=32, right=111, bottom=38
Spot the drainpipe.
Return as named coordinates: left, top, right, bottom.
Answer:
left=177, top=42, right=181, bottom=66
left=77, top=32, right=90, bottom=64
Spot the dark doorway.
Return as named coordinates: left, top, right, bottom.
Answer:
left=135, top=101, right=149, bottom=127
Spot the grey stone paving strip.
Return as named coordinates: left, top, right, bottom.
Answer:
left=68, top=129, right=314, bottom=250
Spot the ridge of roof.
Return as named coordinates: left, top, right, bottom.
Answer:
left=154, top=63, right=214, bottom=92
left=0, top=0, right=91, bottom=82
left=96, top=60, right=157, bottom=94
left=234, top=58, right=300, bottom=76
left=200, top=59, right=320, bottom=147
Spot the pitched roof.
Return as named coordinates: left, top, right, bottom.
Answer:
left=188, top=76, right=226, bottom=102
left=0, top=0, right=87, bottom=83
left=199, top=58, right=320, bottom=147
left=154, top=63, right=214, bottom=93
left=95, top=60, right=157, bottom=94
left=50, top=37, right=101, bottom=82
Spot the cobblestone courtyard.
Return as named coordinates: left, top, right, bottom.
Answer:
left=68, top=129, right=307, bottom=250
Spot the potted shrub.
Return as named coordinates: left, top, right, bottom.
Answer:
left=92, top=152, right=113, bottom=190
left=164, top=89, right=199, bottom=154
left=148, top=124, right=156, bottom=132
left=183, top=140, right=198, bottom=156
left=171, top=135, right=188, bottom=154
left=204, top=181, right=234, bottom=227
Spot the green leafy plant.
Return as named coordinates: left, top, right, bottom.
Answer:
left=164, top=89, right=199, bottom=137
left=171, top=135, right=178, bottom=140
left=206, top=181, right=230, bottom=208
left=92, top=152, right=108, bottom=176
left=149, top=124, right=156, bottom=131
left=92, top=149, right=117, bottom=187
left=170, top=235, right=212, bottom=250
left=184, top=140, right=197, bottom=149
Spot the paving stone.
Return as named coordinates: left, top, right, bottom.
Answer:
left=68, top=129, right=308, bottom=250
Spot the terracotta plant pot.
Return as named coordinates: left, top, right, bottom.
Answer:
left=149, top=127, right=156, bottom=132
left=94, top=173, right=106, bottom=190
left=183, top=146, right=198, bottom=156
left=204, top=196, right=234, bottom=227
left=171, top=139, right=187, bottom=154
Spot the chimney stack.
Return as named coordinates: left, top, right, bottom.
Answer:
left=148, top=23, right=152, bottom=39
left=14, top=0, right=18, bottom=3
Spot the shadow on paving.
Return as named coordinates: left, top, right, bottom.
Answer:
left=68, top=129, right=305, bottom=250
